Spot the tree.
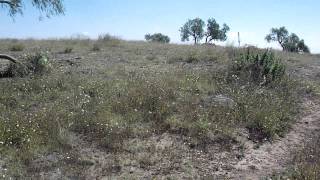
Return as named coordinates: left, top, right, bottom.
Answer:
left=297, top=40, right=310, bottom=53
left=265, top=26, right=289, bottom=50
left=266, top=27, right=310, bottom=53
left=0, top=0, right=64, bottom=18
left=283, top=33, right=310, bottom=53
left=180, top=18, right=205, bottom=44
left=205, top=18, right=230, bottom=44
left=145, top=33, right=170, bottom=43
left=0, top=0, right=65, bottom=63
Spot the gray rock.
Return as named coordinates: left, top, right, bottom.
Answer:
left=202, top=94, right=236, bottom=108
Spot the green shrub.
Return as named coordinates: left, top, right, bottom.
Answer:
left=231, top=49, right=285, bottom=85
left=4, top=52, right=51, bottom=77
left=9, top=44, right=24, bottom=51
left=63, top=47, right=73, bottom=53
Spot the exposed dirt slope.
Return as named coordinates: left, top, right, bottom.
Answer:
left=227, top=99, right=320, bottom=179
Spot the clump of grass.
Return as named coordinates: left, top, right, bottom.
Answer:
left=185, top=51, right=199, bottom=63
left=167, top=46, right=221, bottom=64
left=63, top=47, right=73, bottom=53
left=92, top=43, right=101, bottom=51
left=98, top=33, right=122, bottom=47
left=9, top=44, right=24, bottom=52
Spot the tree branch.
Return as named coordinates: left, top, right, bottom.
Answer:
left=0, top=54, right=18, bottom=63
left=0, top=0, right=20, bottom=7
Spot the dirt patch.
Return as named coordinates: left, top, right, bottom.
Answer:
left=226, top=99, right=320, bottom=179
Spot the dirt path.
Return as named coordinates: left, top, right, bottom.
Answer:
left=227, top=99, right=320, bottom=179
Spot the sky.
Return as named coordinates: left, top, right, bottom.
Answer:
left=1, top=0, right=320, bottom=53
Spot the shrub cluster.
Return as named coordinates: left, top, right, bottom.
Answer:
left=231, top=49, right=285, bottom=85
left=4, top=52, right=51, bottom=77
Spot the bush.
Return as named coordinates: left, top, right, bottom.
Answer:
left=4, top=52, right=51, bottom=77
left=145, top=33, right=170, bottom=43
left=9, top=44, right=24, bottom=51
left=63, top=47, right=73, bottom=53
left=231, top=49, right=285, bottom=85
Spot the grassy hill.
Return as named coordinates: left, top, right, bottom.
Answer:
left=0, top=38, right=319, bottom=179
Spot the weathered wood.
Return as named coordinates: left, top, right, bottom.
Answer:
left=0, top=54, right=18, bottom=63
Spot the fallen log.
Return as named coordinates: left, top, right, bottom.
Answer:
left=0, top=54, right=18, bottom=63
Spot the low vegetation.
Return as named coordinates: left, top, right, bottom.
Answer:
left=0, top=39, right=317, bottom=178
left=270, top=133, right=320, bottom=179
left=9, top=44, right=24, bottom=52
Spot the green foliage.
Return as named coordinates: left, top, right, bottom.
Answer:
left=227, top=49, right=298, bottom=141
left=265, top=27, right=289, bottom=48
left=145, top=33, right=170, bottom=43
left=4, top=52, right=51, bottom=77
left=265, top=27, right=310, bottom=53
left=180, top=18, right=205, bottom=44
left=9, top=44, right=24, bottom=51
left=283, top=34, right=310, bottom=53
left=231, top=49, right=286, bottom=85
left=63, top=47, right=73, bottom=53
left=180, top=18, right=230, bottom=45
left=1, top=0, right=64, bottom=18
left=205, top=18, right=230, bottom=44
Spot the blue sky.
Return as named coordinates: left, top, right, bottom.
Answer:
left=1, top=0, right=319, bottom=53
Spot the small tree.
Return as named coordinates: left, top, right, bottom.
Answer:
left=145, top=33, right=170, bottom=43
left=266, top=27, right=310, bottom=53
left=205, top=18, right=230, bottom=44
left=265, top=26, right=289, bottom=50
left=180, top=18, right=205, bottom=44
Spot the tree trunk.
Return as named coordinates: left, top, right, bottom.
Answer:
left=0, top=54, right=18, bottom=63
left=194, top=37, right=197, bottom=45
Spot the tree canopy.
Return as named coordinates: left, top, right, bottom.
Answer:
left=145, top=33, right=170, bottom=43
left=265, top=27, right=310, bottom=53
left=205, top=18, right=230, bottom=44
left=180, top=18, right=205, bottom=44
left=180, top=18, right=230, bottom=45
left=0, top=0, right=64, bottom=18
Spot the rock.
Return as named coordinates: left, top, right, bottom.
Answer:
left=202, top=94, right=236, bottom=108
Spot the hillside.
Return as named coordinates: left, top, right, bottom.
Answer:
left=0, top=39, right=320, bottom=179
